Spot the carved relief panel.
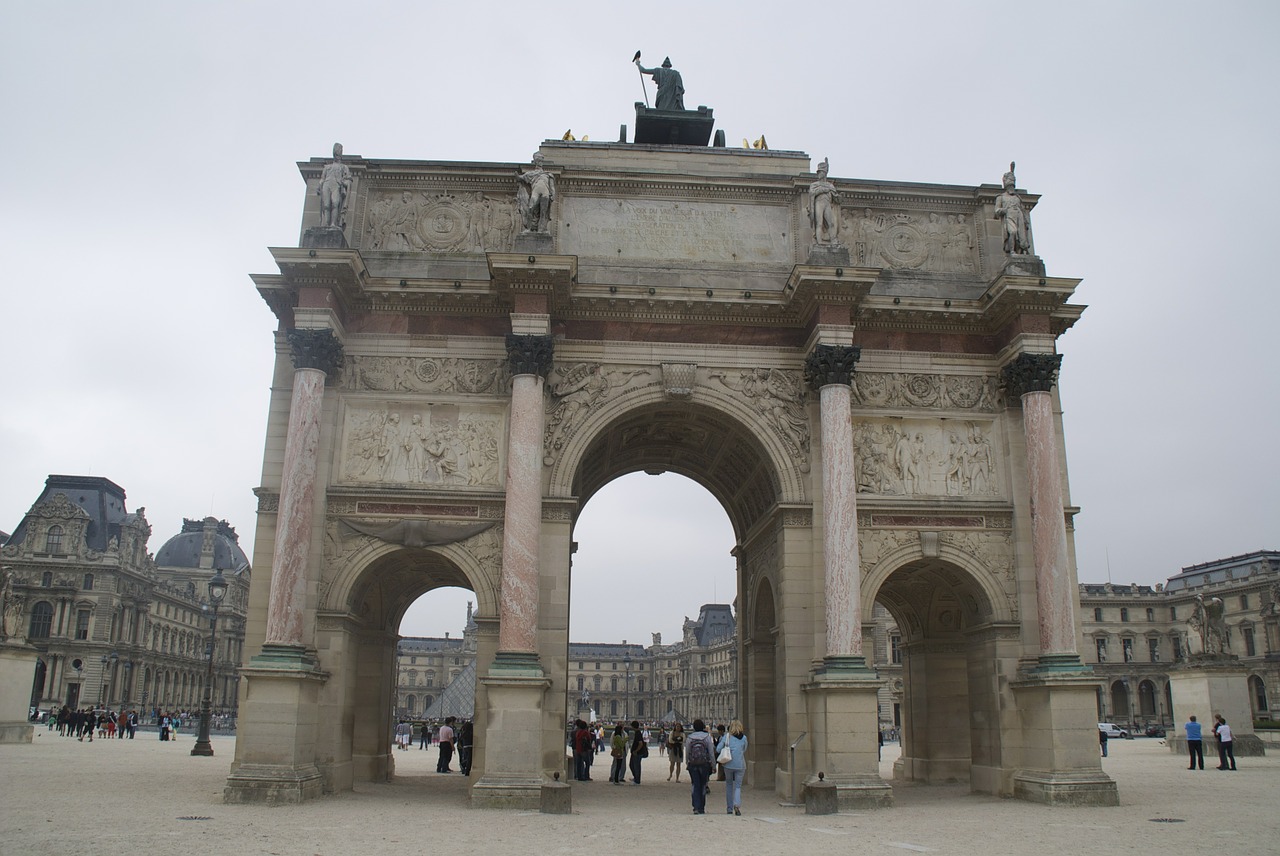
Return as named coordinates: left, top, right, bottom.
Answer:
left=363, top=189, right=520, bottom=253
left=852, top=418, right=1001, bottom=498
left=343, top=356, right=505, bottom=394
left=339, top=402, right=504, bottom=488
left=842, top=208, right=978, bottom=274
left=852, top=372, right=998, bottom=412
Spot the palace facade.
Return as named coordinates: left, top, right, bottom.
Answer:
left=1, top=475, right=249, bottom=716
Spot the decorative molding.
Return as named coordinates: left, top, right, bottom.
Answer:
left=851, top=372, right=998, bottom=412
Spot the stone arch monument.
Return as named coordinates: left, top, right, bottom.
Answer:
left=224, top=142, right=1116, bottom=807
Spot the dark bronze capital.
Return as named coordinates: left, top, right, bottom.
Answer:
left=804, top=344, right=861, bottom=391
left=1001, top=352, right=1062, bottom=398
left=287, top=328, right=345, bottom=375
left=505, top=334, right=554, bottom=379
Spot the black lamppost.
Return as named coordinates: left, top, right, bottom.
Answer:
left=624, top=651, right=632, bottom=721
left=191, top=570, right=228, bottom=757
left=99, top=652, right=118, bottom=706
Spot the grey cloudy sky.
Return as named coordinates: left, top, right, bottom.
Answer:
left=3, top=2, right=1276, bottom=644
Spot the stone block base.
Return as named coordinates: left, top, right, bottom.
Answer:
left=1012, top=770, right=1119, bottom=806
left=470, top=777, right=543, bottom=809
left=0, top=722, right=34, bottom=744
left=1168, top=735, right=1267, bottom=757
left=513, top=232, right=554, bottom=254
left=224, top=764, right=325, bottom=805
left=301, top=226, right=347, bottom=249
left=806, top=245, right=850, bottom=266
left=831, top=777, right=894, bottom=809
left=540, top=779, right=572, bottom=814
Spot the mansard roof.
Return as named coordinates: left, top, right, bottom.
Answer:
left=4, top=475, right=130, bottom=552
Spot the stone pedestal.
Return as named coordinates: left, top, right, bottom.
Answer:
left=0, top=642, right=38, bottom=744
left=540, top=774, right=572, bottom=814
left=999, top=254, right=1046, bottom=277
left=806, top=245, right=850, bottom=267
left=472, top=670, right=552, bottom=809
left=301, top=226, right=347, bottom=249
left=1009, top=671, right=1118, bottom=806
left=633, top=104, right=715, bottom=146
left=802, top=674, right=892, bottom=808
left=1167, top=657, right=1266, bottom=757
left=513, top=232, right=554, bottom=255
left=223, top=654, right=328, bottom=804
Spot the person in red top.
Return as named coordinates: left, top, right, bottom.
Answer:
left=436, top=716, right=456, bottom=773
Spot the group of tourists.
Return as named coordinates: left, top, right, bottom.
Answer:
left=42, top=706, right=232, bottom=741
left=569, top=717, right=749, bottom=815
left=1182, top=713, right=1238, bottom=771
left=393, top=717, right=474, bottom=776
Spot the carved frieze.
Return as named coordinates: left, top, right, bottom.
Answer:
left=543, top=363, right=651, bottom=465
left=852, top=372, right=998, bottom=412
left=853, top=419, right=1000, bottom=498
left=364, top=189, right=520, bottom=253
left=339, top=405, right=503, bottom=487
left=708, top=368, right=810, bottom=473
left=343, top=356, right=505, bottom=395
left=843, top=209, right=977, bottom=273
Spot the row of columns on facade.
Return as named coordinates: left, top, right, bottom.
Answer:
left=260, top=328, right=1078, bottom=676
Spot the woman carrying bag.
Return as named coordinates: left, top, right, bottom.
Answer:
left=716, top=719, right=748, bottom=816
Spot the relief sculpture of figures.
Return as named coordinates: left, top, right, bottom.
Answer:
left=318, top=142, right=353, bottom=229
left=709, top=368, right=810, bottom=472
left=1188, top=593, right=1229, bottom=655
left=517, top=153, right=556, bottom=234
left=807, top=158, right=842, bottom=247
left=544, top=363, right=648, bottom=464
left=635, top=55, right=685, bottom=110
left=994, top=161, right=1032, bottom=255
left=854, top=420, right=997, bottom=497
left=343, top=408, right=502, bottom=487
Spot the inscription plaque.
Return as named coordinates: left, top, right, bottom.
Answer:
left=559, top=198, right=792, bottom=264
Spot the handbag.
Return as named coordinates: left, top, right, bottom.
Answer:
left=717, top=744, right=733, bottom=765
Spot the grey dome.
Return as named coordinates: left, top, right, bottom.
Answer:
left=155, top=517, right=249, bottom=571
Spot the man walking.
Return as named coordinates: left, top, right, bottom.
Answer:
left=1184, top=715, right=1204, bottom=770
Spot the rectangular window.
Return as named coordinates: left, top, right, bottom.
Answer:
left=75, top=610, right=90, bottom=640
left=1120, top=608, right=1129, bottom=622
left=1172, top=636, right=1183, bottom=661
left=1093, top=607, right=1103, bottom=622
left=890, top=635, right=902, bottom=665
left=83, top=574, right=94, bottom=591
left=1244, top=627, right=1256, bottom=657
left=1241, top=594, right=1250, bottom=610
left=1146, top=607, right=1154, bottom=622
left=1148, top=638, right=1160, bottom=662
left=1170, top=606, right=1177, bottom=621
left=577, top=676, right=584, bottom=691
left=595, top=662, right=600, bottom=670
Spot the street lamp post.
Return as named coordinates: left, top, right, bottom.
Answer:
left=99, top=652, right=118, bottom=707
left=191, top=570, right=228, bottom=757
left=624, top=652, right=631, bottom=722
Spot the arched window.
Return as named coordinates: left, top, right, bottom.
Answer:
left=1251, top=675, right=1269, bottom=713
left=45, top=526, right=64, bottom=553
left=406, top=695, right=417, bottom=714
left=1138, top=680, right=1157, bottom=717
left=29, top=602, right=54, bottom=639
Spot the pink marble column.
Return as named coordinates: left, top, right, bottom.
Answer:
left=1003, top=353, right=1079, bottom=662
left=805, top=344, right=868, bottom=671
left=496, top=334, right=553, bottom=660
left=263, top=329, right=344, bottom=650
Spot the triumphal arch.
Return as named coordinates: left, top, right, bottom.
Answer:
left=225, top=131, right=1117, bottom=807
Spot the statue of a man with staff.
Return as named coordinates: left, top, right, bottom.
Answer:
left=634, top=53, right=685, bottom=111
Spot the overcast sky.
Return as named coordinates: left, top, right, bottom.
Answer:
left=3, top=2, right=1276, bottom=644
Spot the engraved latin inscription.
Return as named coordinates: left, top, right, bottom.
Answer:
left=558, top=198, right=792, bottom=263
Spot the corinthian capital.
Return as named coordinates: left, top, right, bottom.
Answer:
left=505, top=334, right=554, bottom=379
left=287, top=328, right=345, bottom=375
left=804, top=344, right=861, bottom=391
left=1001, top=352, right=1062, bottom=398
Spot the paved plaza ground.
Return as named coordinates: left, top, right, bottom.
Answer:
left=1, top=730, right=1277, bottom=856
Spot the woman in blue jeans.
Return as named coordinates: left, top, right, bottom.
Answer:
left=716, top=719, right=748, bottom=815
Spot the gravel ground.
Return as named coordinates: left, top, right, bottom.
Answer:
left=2, top=730, right=1277, bottom=856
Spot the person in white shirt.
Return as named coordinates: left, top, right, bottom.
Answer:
left=1214, top=715, right=1237, bottom=770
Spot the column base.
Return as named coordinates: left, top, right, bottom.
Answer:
left=473, top=667, right=551, bottom=808
left=0, top=722, right=34, bottom=744
left=1012, top=769, right=1119, bottom=806
left=802, top=671, right=891, bottom=808
left=1030, top=653, right=1088, bottom=674
left=487, top=650, right=544, bottom=677
left=249, top=643, right=320, bottom=671
left=224, top=763, right=326, bottom=805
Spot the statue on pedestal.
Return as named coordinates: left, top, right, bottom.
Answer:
left=993, top=161, right=1031, bottom=255
left=807, top=158, right=842, bottom=247
left=1188, top=593, right=1229, bottom=656
left=318, top=143, right=353, bottom=229
left=516, top=153, right=556, bottom=234
left=0, top=569, right=25, bottom=642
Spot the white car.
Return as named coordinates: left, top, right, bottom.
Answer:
left=1097, top=722, right=1129, bottom=739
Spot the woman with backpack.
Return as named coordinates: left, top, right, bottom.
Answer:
left=609, top=723, right=628, bottom=784
left=716, top=719, right=748, bottom=816
left=684, top=719, right=715, bottom=814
